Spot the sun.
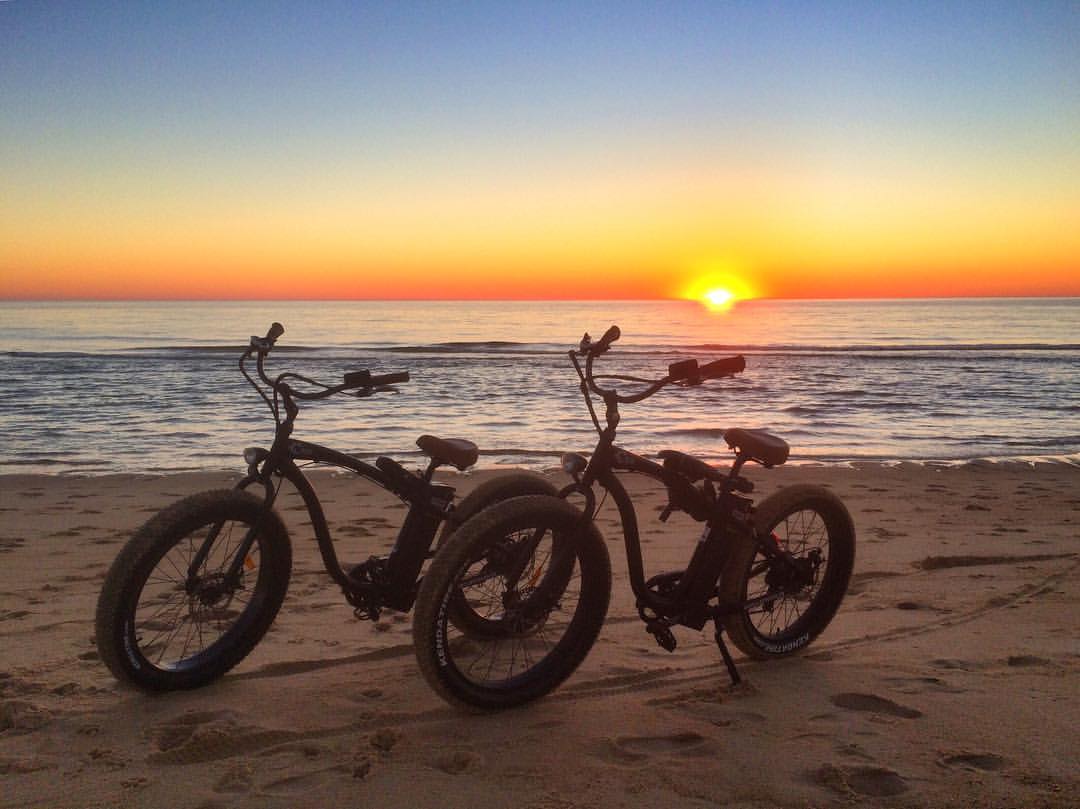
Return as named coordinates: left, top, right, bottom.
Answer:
left=678, top=261, right=757, bottom=312
left=703, top=287, right=735, bottom=309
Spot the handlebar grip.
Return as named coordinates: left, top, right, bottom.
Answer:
left=344, top=370, right=410, bottom=388
left=343, top=370, right=372, bottom=387
left=370, top=371, right=409, bottom=386
left=699, top=355, right=746, bottom=379
left=596, top=324, right=621, bottom=352
left=250, top=322, right=285, bottom=353
left=668, top=358, right=700, bottom=383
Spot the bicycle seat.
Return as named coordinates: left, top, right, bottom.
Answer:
left=723, top=428, right=790, bottom=467
left=658, top=450, right=723, bottom=482
left=416, top=435, right=479, bottom=471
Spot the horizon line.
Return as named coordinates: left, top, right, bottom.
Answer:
left=3, top=293, right=1080, bottom=304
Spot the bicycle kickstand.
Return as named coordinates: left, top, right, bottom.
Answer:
left=712, top=617, right=742, bottom=686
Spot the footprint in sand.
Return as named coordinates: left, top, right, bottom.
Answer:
left=830, top=693, right=922, bottom=718
left=261, top=763, right=351, bottom=793
left=0, top=700, right=52, bottom=733
left=0, top=754, right=54, bottom=774
left=915, top=552, right=1072, bottom=571
left=433, top=750, right=485, bottom=774
left=814, top=763, right=909, bottom=797
left=939, top=751, right=1006, bottom=771
left=149, top=710, right=296, bottom=764
left=1006, top=654, right=1050, bottom=667
left=708, top=710, right=766, bottom=728
left=882, top=675, right=964, bottom=695
left=602, top=731, right=710, bottom=763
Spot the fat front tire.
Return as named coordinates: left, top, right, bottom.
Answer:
left=95, top=489, right=292, bottom=691
left=721, top=484, right=855, bottom=659
left=414, top=495, right=611, bottom=711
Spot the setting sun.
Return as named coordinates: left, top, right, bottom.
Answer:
left=679, top=260, right=758, bottom=311
left=703, top=287, right=735, bottom=310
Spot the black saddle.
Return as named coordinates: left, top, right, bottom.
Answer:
left=724, top=428, right=789, bottom=467
left=416, top=435, right=479, bottom=471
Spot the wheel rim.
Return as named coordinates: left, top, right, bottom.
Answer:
left=130, top=517, right=267, bottom=672
left=436, top=526, right=583, bottom=690
left=743, top=507, right=831, bottom=643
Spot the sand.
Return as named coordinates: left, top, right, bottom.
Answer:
left=1, top=463, right=1077, bottom=808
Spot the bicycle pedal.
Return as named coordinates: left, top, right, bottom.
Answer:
left=646, top=622, right=677, bottom=652
left=352, top=604, right=381, bottom=622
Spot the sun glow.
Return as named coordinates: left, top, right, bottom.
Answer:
left=679, top=261, right=758, bottom=311
left=703, top=287, right=735, bottom=309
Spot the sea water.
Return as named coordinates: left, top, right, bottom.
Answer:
left=1, top=298, right=1077, bottom=474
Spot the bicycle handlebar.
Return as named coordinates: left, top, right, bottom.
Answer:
left=242, top=323, right=408, bottom=422
left=576, top=324, right=744, bottom=406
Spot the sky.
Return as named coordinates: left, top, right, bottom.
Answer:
left=2, top=1, right=1078, bottom=300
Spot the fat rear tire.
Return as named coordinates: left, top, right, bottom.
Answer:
left=437, top=472, right=559, bottom=546
left=438, top=473, right=560, bottom=635
left=720, top=485, right=854, bottom=660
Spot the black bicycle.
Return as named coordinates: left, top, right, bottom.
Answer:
left=95, top=323, right=557, bottom=691
left=412, top=325, right=855, bottom=710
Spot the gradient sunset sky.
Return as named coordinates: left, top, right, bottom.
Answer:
left=2, top=2, right=1077, bottom=300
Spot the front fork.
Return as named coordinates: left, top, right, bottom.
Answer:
left=185, top=455, right=276, bottom=592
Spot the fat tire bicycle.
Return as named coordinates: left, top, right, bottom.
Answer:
left=94, top=323, right=557, bottom=691
left=413, top=326, right=855, bottom=710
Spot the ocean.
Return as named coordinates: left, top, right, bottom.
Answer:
left=2, top=298, right=1077, bottom=474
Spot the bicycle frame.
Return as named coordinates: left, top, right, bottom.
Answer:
left=549, top=331, right=799, bottom=681
left=561, top=426, right=759, bottom=631
left=186, top=326, right=455, bottom=617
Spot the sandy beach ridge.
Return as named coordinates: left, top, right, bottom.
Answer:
left=1, top=463, right=1077, bottom=808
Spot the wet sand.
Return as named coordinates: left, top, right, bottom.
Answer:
left=1, top=464, right=1077, bottom=808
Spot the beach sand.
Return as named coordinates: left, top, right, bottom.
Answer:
left=1, top=464, right=1077, bottom=808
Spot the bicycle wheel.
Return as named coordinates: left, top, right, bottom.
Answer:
left=437, top=472, right=559, bottom=546
left=437, top=473, right=561, bottom=637
left=720, top=484, right=855, bottom=659
left=413, top=495, right=611, bottom=711
left=95, top=489, right=292, bottom=691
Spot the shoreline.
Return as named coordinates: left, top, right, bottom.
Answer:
left=1, top=464, right=1077, bottom=807
left=3, top=453, right=1080, bottom=480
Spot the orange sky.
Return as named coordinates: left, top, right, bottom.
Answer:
left=3, top=4, right=1078, bottom=301
left=3, top=133, right=1076, bottom=300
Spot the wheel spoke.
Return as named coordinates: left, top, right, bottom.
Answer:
left=745, top=507, right=835, bottom=642
left=131, top=517, right=267, bottom=670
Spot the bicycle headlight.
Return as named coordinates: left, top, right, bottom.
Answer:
left=243, top=447, right=268, bottom=466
